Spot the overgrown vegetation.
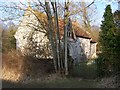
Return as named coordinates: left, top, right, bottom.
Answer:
left=2, top=25, right=16, bottom=52
left=1, top=22, right=54, bottom=82
left=2, top=50, right=24, bottom=81
left=70, top=61, right=97, bottom=79
left=1, top=1, right=120, bottom=88
left=97, top=5, right=120, bottom=77
left=2, top=50, right=54, bottom=82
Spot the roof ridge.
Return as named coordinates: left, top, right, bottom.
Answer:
left=25, top=8, right=96, bottom=41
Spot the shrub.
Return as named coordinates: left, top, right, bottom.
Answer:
left=95, top=54, right=115, bottom=77
left=70, top=61, right=97, bottom=79
left=95, top=54, right=106, bottom=77
left=2, top=50, right=54, bottom=82
left=2, top=29, right=16, bottom=52
left=2, top=50, right=24, bottom=81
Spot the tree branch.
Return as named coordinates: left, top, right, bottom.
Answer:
left=86, top=0, right=95, bottom=8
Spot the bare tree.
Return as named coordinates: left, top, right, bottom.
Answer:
left=0, top=0, right=96, bottom=75
left=64, top=0, right=71, bottom=75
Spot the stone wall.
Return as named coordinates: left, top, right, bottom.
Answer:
left=14, top=9, right=97, bottom=60
left=78, top=37, right=91, bottom=58
left=14, top=9, right=51, bottom=58
left=90, top=43, right=97, bottom=58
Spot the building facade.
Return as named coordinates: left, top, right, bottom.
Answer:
left=14, top=8, right=97, bottom=61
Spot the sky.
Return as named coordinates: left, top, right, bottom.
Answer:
left=0, top=0, right=119, bottom=27
left=94, top=0, right=118, bottom=26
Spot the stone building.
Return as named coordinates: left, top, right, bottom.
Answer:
left=14, top=7, right=97, bottom=62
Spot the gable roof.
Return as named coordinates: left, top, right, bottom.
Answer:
left=26, top=8, right=96, bottom=42
left=57, top=19, right=92, bottom=39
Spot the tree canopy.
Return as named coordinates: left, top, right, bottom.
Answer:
left=98, top=5, right=120, bottom=76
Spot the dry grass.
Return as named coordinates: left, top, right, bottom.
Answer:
left=2, top=50, right=54, bottom=82
left=2, top=50, right=119, bottom=88
left=2, top=50, right=24, bottom=82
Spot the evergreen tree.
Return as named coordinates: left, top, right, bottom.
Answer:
left=113, top=10, right=120, bottom=72
left=114, top=10, right=120, bottom=28
left=98, top=5, right=116, bottom=75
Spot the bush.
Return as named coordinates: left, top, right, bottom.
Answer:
left=70, top=61, right=97, bottom=79
left=95, top=55, right=105, bottom=77
left=2, top=29, right=16, bottom=52
left=2, top=50, right=24, bottom=81
left=95, top=54, right=115, bottom=77
left=22, top=55, right=54, bottom=79
left=2, top=50, right=54, bottom=82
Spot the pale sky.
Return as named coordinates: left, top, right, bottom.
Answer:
left=0, top=0, right=119, bottom=26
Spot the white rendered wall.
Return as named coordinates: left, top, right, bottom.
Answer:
left=78, top=37, right=91, bottom=58
left=14, top=9, right=49, bottom=54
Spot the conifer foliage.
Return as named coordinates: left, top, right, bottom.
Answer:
left=98, top=5, right=116, bottom=76
left=100, top=5, right=116, bottom=56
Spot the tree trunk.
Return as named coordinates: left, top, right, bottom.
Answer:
left=64, top=1, right=70, bottom=75
left=51, top=2, right=61, bottom=73
left=45, top=2, right=57, bottom=72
